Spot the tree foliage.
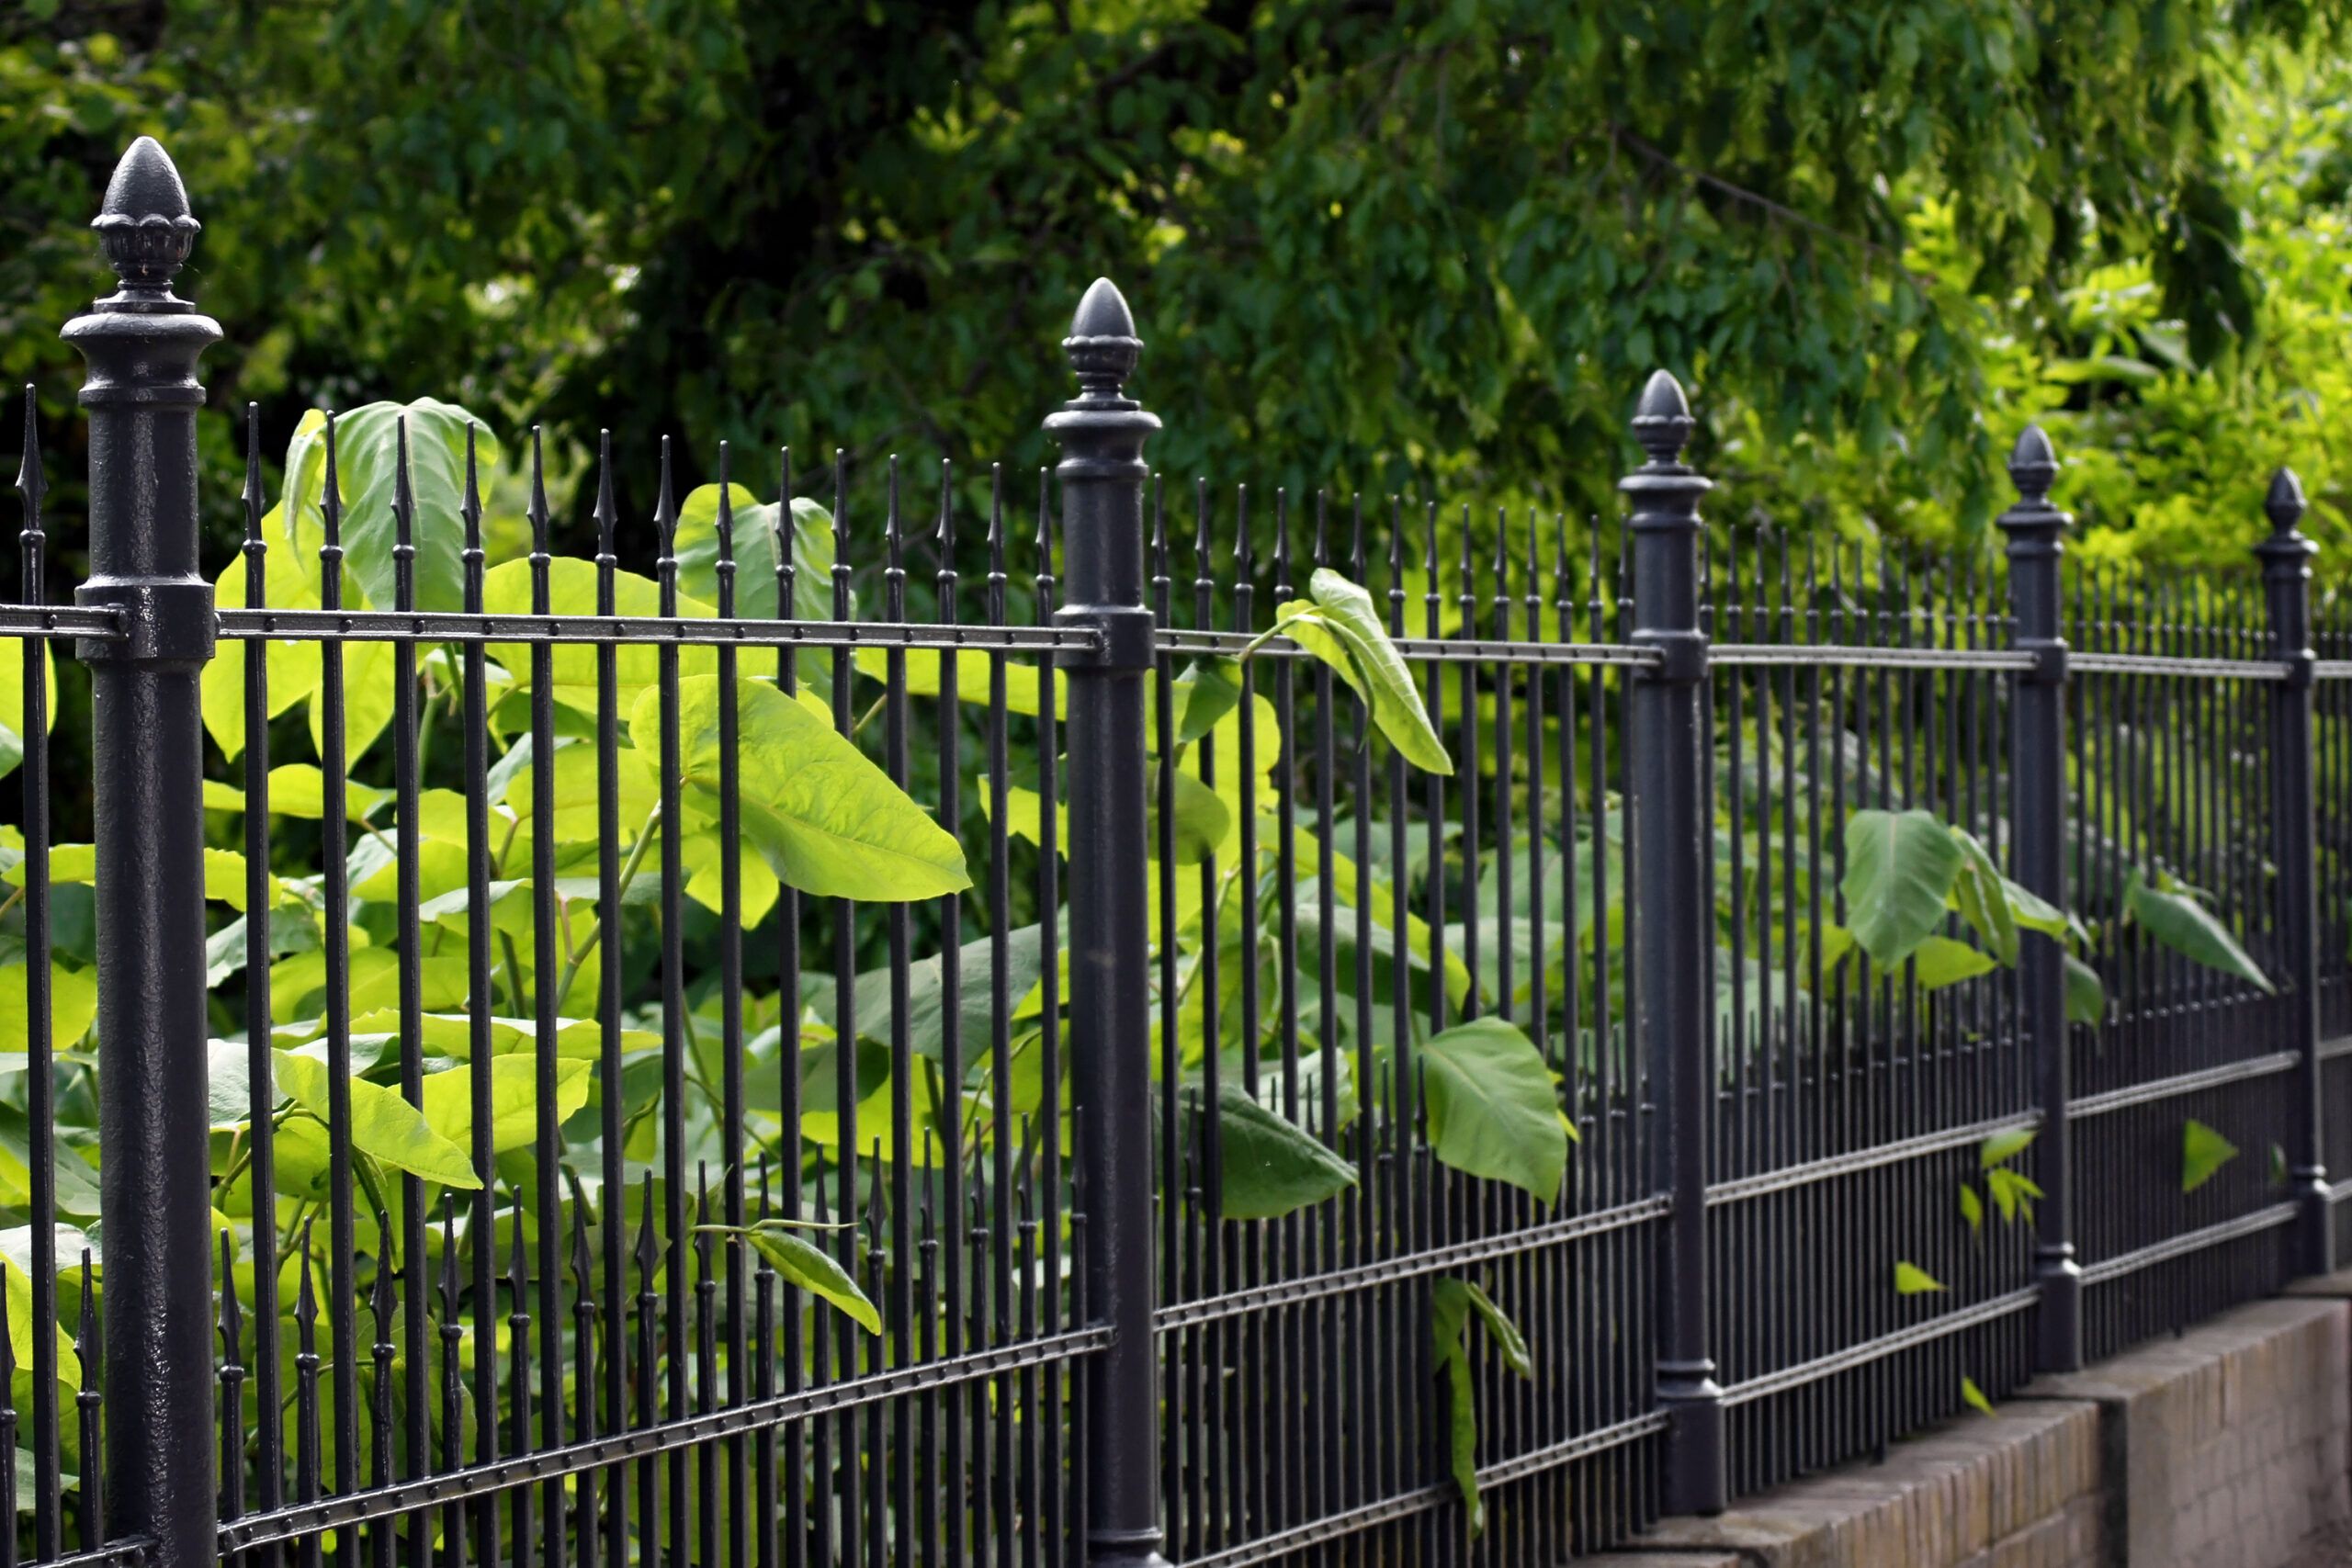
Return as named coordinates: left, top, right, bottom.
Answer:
left=3, top=1, right=2346, bottom=573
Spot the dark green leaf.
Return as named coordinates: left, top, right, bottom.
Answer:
left=1840, top=809, right=1964, bottom=966
left=1418, top=1018, right=1568, bottom=1201
left=1210, top=1080, right=1358, bottom=1221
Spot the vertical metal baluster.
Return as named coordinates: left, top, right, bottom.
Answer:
left=72, top=1256, right=99, bottom=1553
left=439, top=1199, right=466, bottom=1568
left=13, top=388, right=58, bottom=1560
left=1148, top=475, right=1182, bottom=1535
left=652, top=440, right=692, bottom=1568
left=882, top=457, right=917, bottom=1562
left=1385, top=501, right=1414, bottom=1529
left=368, top=1247, right=394, bottom=1568
left=771, top=447, right=807, bottom=1568
left=632, top=1178, right=660, bottom=1567
left=824, top=449, right=859, bottom=1568
left=1032, top=458, right=1071, bottom=1565
left=295, top=1225, right=323, bottom=1568
left=219, top=1232, right=246, bottom=1544
left=692, top=1170, right=716, bottom=1568
left=457, top=425, right=500, bottom=1568
left=590, top=430, right=628, bottom=1568
left=508, top=1197, right=535, bottom=1568
left=0, top=1250, right=17, bottom=1568
left=1458, top=510, right=1482, bottom=1026
left=1192, top=481, right=1224, bottom=1557
left=1348, top=494, right=1377, bottom=1530
left=522, top=433, right=567, bottom=1558
left=568, top=1196, right=598, bottom=1568
left=985, top=467, right=1014, bottom=1568
left=751, top=1160, right=779, bottom=1568
left=389, top=417, right=433, bottom=1530
left=314, top=413, right=363, bottom=1548
left=932, top=459, right=967, bottom=1568
left=711, top=448, right=751, bottom=1568
left=1230, top=483, right=1264, bottom=1547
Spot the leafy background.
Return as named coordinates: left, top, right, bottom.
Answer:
left=4, top=1, right=2350, bottom=578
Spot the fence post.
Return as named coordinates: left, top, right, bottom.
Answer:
left=1622, top=370, right=1725, bottom=1517
left=59, top=138, right=220, bottom=1567
left=1046, top=278, right=1170, bottom=1567
left=1998, top=426, right=2082, bottom=1374
left=2256, top=467, right=2335, bottom=1277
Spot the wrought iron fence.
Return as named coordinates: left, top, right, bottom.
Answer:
left=0, top=135, right=2346, bottom=1568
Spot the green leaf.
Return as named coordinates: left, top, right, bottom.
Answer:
left=2182, top=1118, right=2239, bottom=1194
left=1958, top=1180, right=1983, bottom=1234
left=0, top=962, right=96, bottom=1058
left=272, top=1051, right=482, bottom=1189
left=1430, top=1284, right=1483, bottom=1536
left=2064, top=953, right=2107, bottom=1025
left=1985, top=1166, right=2041, bottom=1224
left=280, top=400, right=498, bottom=614
left=1894, top=1261, right=1945, bottom=1294
left=1270, top=570, right=1453, bottom=773
left=419, top=1055, right=591, bottom=1161
left=0, top=1255, right=76, bottom=1393
left=2125, top=874, right=2273, bottom=993
left=1946, top=828, right=2018, bottom=965
left=635, top=675, right=969, bottom=901
left=1912, top=935, right=1996, bottom=991
left=673, top=487, right=838, bottom=624
left=719, top=1225, right=882, bottom=1335
left=1418, top=1018, right=1568, bottom=1201
left=1961, top=1375, right=1996, bottom=1417
left=1459, top=1280, right=1532, bottom=1380
left=1173, top=660, right=1244, bottom=744
left=486, top=558, right=721, bottom=717
left=1210, top=1080, right=1358, bottom=1221
left=1153, top=770, right=1231, bottom=865
left=1979, top=1127, right=2036, bottom=1168
left=1840, top=809, right=1964, bottom=966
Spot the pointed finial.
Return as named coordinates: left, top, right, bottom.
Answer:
left=2007, top=425, right=2058, bottom=507
left=16, top=388, right=46, bottom=525
left=1632, top=370, right=1694, bottom=467
left=239, top=402, right=263, bottom=541
left=1065, top=277, right=1142, bottom=399
left=593, top=430, right=617, bottom=563
left=2266, top=468, right=2307, bottom=535
left=92, top=137, right=200, bottom=307
left=526, top=425, right=551, bottom=561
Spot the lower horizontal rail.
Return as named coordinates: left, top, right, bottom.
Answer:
left=2070, top=651, right=2285, bottom=680
left=29, top=1542, right=151, bottom=1568
left=1179, top=1411, right=1668, bottom=1568
left=213, top=1327, right=1109, bottom=1551
left=2078, top=1201, right=2299, bottom=1288
left=1721, top=1286, right=2041, bottom=1407
left=215, top=607, right=1097, bottom=653
left=1155, top=1196, right=1668, bottom=1331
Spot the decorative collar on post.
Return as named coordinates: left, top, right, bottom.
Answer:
left=1617, top=369, right=1710, bottom=682
left=1046, top=277, right=1159, bottom=673
left=1997, top=425, right=2069, bottom=685
left=89, top=136, right=202, bottom=315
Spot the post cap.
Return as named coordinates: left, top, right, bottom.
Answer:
left=2266, top=467, right=2308, bottom=534
left=1065, top=277, right=1142, bottom=398
left=1632, top=369, right=1694, bottom=466
left=2006, top=424, right=2058, bottom=507
left=90, top=136, right=200, bottom=308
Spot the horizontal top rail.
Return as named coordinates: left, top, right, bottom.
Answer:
left=2070, top=651, right=2286, bottom=680
left=215, top=607, right=1099, bottom=654
left=0, top=604, right=124, bottom=639
left=1155, top=627, right=1660, bottom=667
left=1709, top=643, right=2030, bottom=670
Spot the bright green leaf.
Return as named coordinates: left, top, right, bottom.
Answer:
left=1894, top=1261, right=1945, bottom=1294
left=1418, top=1018, right=1567, bottom=1201
left=1841, top=809, right=1964, bottom=966
left=2183, top=1118, right=2239, bottom=1194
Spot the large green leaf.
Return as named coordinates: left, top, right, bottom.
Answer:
left=271, top=1051, right=482, bottom=1189
left=1418, top=1017, right=1567, bottom=1201
left=1912, top=935, right=1996, bottom=991
left=1271, top=570, right=1453, bottom=774
left=0, top=962, right=96, bottom=1058
left=1946, top=828, right=2018, bottom=964
left=419, top=1055, right=592, bottom=1159
left=2064, top=953, right=2107, bottom=1025
left=1840, top=808, right=1963, bottom=966
left=844, top=923, right=1045, bottom=1068
left=485, top=558, right=721, bottom=716
left=634, top=675, right=969, bottom=901
left=1430, top=1276, right=1527, bottom=1538
left=673, top=485, right=839, bottom=624
left=1208, top=1080, right=1358, bottom=1220
left=2124, top=874, right=2273, bottom=993
left=279, top=400, right=497, bottom=614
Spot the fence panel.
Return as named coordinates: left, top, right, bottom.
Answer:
left=6, top=135, right=2352, bottom=1568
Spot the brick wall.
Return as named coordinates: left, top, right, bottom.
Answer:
left=1582, top=1290, right=2352, bottom=1568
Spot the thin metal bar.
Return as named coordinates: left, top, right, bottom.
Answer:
left=213, top=607, right=1095, bottom=652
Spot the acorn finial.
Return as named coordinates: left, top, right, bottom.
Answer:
left=1631, top=370, right=1694, bottom=467
left=91, top=137, right=200, bottom=305
left=2266, top=467, right=2307, bottom=535
left=1064, top=277, right=1142, bottom=398
left=2007, top=425, right=2059, bottom=507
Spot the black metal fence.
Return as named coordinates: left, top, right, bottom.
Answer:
left=0, top=136, right=2346, bottom=1568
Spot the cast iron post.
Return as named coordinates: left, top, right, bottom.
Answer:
left=61, top=137, right=220, bottom=1568
left=2256, top=467, right=2335, bottom=1276
left=1999, top=425, right=2082, bottom=1374
left=1623, top=370, right=1725, bottom=1517
left=1046, top=278, right=1169, bottom=1567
